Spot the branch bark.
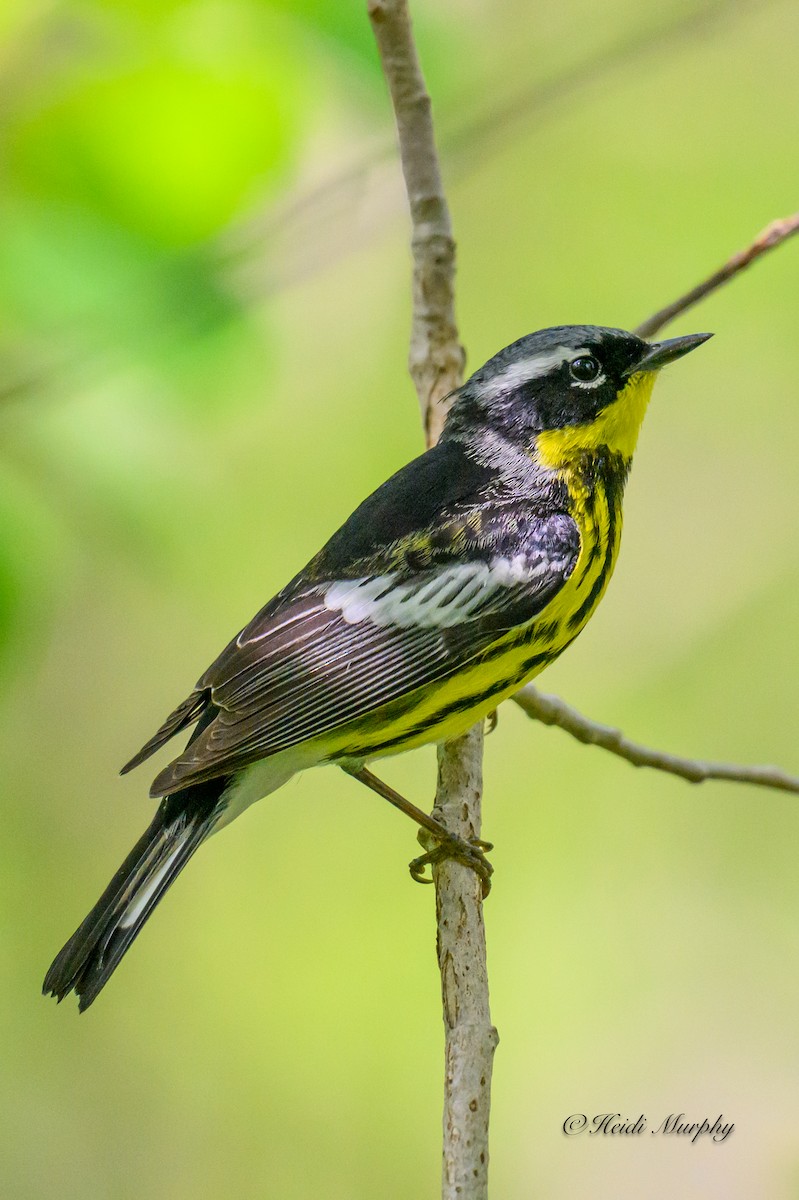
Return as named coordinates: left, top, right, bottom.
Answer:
left=367, top=3, right=496, bottom=1197
left=513, top=685, right=799, bottom=795
left=367, top=0, right=465, bottom=448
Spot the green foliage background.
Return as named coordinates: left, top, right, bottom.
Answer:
left=2, top=0, right=798, bottom=1196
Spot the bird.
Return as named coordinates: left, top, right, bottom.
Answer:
left=43, top=323, right=710, bottom=1010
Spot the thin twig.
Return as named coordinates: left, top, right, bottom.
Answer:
left=367, top=3, right=497, bottom=1198
left=513, top=685, right=799, bottom=794
left=635, top=212, right=799, bottom=338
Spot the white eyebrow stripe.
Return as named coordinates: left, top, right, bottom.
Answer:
left=481, top=346, right=591, bottom=397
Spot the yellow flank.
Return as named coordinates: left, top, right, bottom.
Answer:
left=319, top=431, right=632, bottom=763
left=535, top=370, right=656, bottom=468
left=379, top=495, right=616, bottom=751
left=311, top=371, right=662, bottom=765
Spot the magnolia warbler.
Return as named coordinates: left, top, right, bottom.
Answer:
left=44, top=324, right=710, bottom=1009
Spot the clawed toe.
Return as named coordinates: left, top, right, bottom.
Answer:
left=339, top=764, right=494, bottom=898
left=409, top=833, right=494, bottom=897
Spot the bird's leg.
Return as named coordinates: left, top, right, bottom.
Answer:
left=341, top=763, right=493, bottom=897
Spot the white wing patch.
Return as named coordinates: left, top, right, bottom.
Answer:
left=324, top=555, right=558, bottom=630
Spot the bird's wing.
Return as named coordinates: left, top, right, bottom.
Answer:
left=143, top=501, right=579, bottom=795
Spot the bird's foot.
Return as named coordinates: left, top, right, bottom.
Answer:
left=409, top=832, right=494, bottom=897
left=338, top=763, right=494, bottom=897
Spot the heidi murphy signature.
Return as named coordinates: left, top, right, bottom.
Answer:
left=563, top=1113, right=734, bottom=1143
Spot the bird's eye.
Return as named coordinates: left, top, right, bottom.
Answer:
left=569, top=355, right=601, bottom=382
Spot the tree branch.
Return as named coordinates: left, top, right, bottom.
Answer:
left=367, top=0, right=465, bottom=448
left=367, top=3, right=496, bottom=1198
left=513, top=685, right=799, bottom=795
left=635, top=212, right=799, bottom=338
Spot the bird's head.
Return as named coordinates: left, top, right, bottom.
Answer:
left=447, top=325, right=711, bottom=470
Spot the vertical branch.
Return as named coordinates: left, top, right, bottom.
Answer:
left=435, top=723, right=496, bottom=1198
left=367, top=3, right=498, bottom=1198
left=367, top=0, right=465, bottom=448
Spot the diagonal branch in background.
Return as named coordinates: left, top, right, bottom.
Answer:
left=634, top=212, right=799, bottom=338
left=513, top=686, right=799, bottom=795
left=367, top=3, right=496, bottom=1199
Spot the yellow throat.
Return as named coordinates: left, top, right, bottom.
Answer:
left=534, top=370, right=657, bottom=470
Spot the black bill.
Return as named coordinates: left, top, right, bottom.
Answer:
left=624, top=332, right=713, bottom=376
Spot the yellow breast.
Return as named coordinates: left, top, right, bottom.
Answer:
left=320, top=374, right=655, bottom=761
left=323, top=477, right=625, bottom=761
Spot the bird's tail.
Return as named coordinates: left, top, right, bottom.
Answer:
left=43, top=780, right=225, bottom=1012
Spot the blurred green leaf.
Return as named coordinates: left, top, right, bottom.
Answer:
left=0, top=196, right=268, bottom=414
left=8, top=57, right=299, bottom=247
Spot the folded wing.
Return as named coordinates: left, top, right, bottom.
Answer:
left=138, top=506, right=579, bottom=795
